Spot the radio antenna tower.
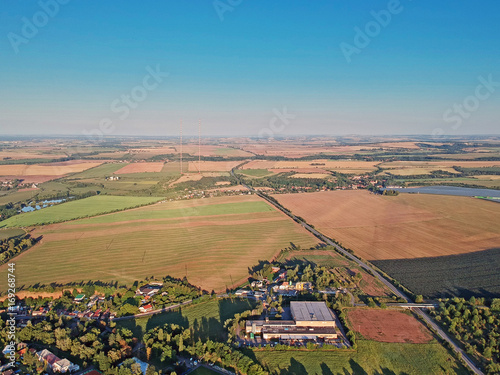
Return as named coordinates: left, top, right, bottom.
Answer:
left=180, top=119, right=183, bottom=174
left=198, top=119, right=201, bottom=174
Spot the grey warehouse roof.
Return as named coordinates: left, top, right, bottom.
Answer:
left=290, top=301, right=335, bottom=322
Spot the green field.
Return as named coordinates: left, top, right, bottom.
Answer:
left=69, top=200, right=274, bottom=225
left=0, top=195, right=163, bottom=228
left=0, top=196, right=317, bottom=292
left=67, top=163, right=128, bottom=179
left=286, top=252, right=351, bottom=268
left=0, top=190, right=38, bottom=205
left=0, top=228, right=25, bottom=240
left=253, top=340, right=468, bottom=374
left=118, top=298, right=256, bottom=340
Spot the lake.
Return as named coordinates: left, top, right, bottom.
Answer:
left=20, top=198, right=69, bottom=212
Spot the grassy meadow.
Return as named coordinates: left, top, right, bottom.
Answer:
left=118, top=298, right=256, bottom=340
left=0, top=195, right=163, bottom=228
left=253, top=340, right=468, bottom=374
left=0, top=196, right=317, bottom=292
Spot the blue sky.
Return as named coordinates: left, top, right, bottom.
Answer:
left=1, top=1, right=499, bottom=137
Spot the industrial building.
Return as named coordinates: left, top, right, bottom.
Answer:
left=246, top=301, right=339, bottom=341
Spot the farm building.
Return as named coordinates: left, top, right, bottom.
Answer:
left=246, top=301, right=338, bottom=341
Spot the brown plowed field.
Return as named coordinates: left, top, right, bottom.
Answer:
left=273, top=190, right=500, bottom=260
left=348, top=309, right=432, bottom=343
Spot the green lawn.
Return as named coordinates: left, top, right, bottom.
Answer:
left=118, top=298, right=256, bottom=340
left=0, top=195, right=163, bottom=227
left=253, top=340, right=469, bottom=374
left=69, top=201, right=274, bottom=225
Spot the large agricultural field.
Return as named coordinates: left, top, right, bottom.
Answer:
left=0, top=160, right=103, bottom=181
left=373, top=247, right=500, bottom=298
left=187, top=160, right=243, bottom=172
left=0, top=195, right=318, bottom=292
left=0, top=195, right=163, bottom=228
left=274, top=190, right=500, bottom=260
left=242, top=159, right=379, bottom=174
left=273, top=190, right=500, bottom=298
left=114, top=162, right=165, bottom=174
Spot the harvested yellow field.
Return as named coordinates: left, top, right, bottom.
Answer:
left=181, top=145, right=253, bottom=157
left=274, top=190, right=500, bottom=260
left=0, top=151, right=67, bottom=160
left=0, top=161, right=102, bottom=176
left=290, top=173, right=331, bottom=179
left=376, top=142, right=421, bottom=149
left=381, top=161, right=500, bottom=169
left=473, top=175, right=500, bottom=180
left=385, top=167, right=459, bottom=176
left=188, top=160, right=242, bottom=172
left=243, top=160, right=379, bottom=173
left=206, top=184, right=247, bottom=192
left=127, top=146, right=177, bottom=159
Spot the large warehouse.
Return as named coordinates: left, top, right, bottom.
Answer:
left=246, top=301, right=339, bottom=341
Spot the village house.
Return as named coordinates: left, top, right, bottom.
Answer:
left=37, top=349, right=79, bottom=373
left=74, top=294, right=85, bottom=303
left=135, top=283, right=162, bottom=297
left=139, top=304, right=153, bottom=313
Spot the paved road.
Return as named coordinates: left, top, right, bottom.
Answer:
left=232, top=170, right=483, bottom=375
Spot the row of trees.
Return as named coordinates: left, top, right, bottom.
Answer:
left=0, top=234, right=37, bottom=265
